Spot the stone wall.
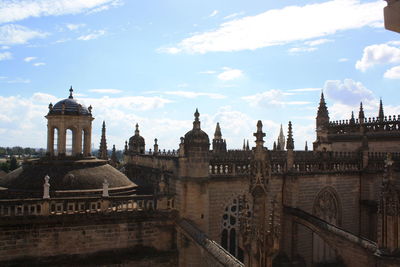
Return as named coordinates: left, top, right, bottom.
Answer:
left=0, top=211, right=176, bottom=264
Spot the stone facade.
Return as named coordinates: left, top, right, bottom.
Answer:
left=2, top=91, right=400, bottom=266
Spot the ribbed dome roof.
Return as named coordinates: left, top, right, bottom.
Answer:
left=129, top=123, right=145, bottom=148
left=48, top=87, right=91, bottom=116
left=184, top=109, right=209, bottom=151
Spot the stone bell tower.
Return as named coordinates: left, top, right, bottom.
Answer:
left=46, top=86, right=94, bottom=157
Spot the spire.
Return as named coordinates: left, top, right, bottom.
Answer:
left=273, top=141, right=277, bottom=151
left=305, top=141, right=308, bottom=151
left=124, top=140, right=128, bottom=153
left=277, top=124, right=285, bottom=150
left=350, top=111, right=355, bottom=124
left=317, top=91, right=329, bottom=118
left=246, top=140, right=250, bottom=151
left=69, top=86, right=73, bottom=99
left=243, top=139, right=246, bottom=150
left=214, top=122, right=222, bottom=139
left=359, top=102, right=365, bottom=122
left=110, top=144, right=118, bottom=166
left=286, top=121, right=294, bottom=150
left=98, top=121, right=108, bottom=160
left=253, top=120, right=266, bottom=148
left=135, top=123, right=140, bottom=136
left=193, top=108, right=201, bottom=130
left=378, top=98, right=384, bottom=121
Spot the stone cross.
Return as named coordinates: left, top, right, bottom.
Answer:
left=43, top=175, right=50, bottom=199
left=102, top=179, right=109, bottom=197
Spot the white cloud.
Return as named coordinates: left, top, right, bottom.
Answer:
left=33, top=62, right=45, bottom=67
left=80, top=96, right=173, bottom=111
left=24, top=56, right=36, bottom=62
left=217, top=67, right=243, bottom=81
left=243, top=89, right=310, bottom=108
left=323, top=79, right=374, bottom=106
left=338, top=58, right=348, bottom=62
left=0, top=24, right=48, bottom=45
left=386, top=40, right=400, bottom=46
left=86, top=0, right=123, bottom=14
left=5, top=77, right=30, bottom=83
left=304, top=38, right=333, bottom=46
left=88, top=89, right=123, bottom=94
left=355, top=44, right=400, bottom=71
left=66, top=23, right=85, bottom=31
left=77, top=30, right=106, bottom=41
left=165, top=91, right=226, bottom=99
left=0, top=0, right=121, bottom=24
left=384, top=66, right=400, bottom=79
left=1, top=45, right=9, bottom=49
left=223, top=12, right=244, bottom=20
left=209, top=10, right=219, bottom=17
left=177, top=83, right=188, bottom=88
left=161, top=0, right=384, bottom=54
left=289, top=47, right=317, bottom=53
left=0, top=51, right=12, bottom=61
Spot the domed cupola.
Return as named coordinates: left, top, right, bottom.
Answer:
left=129, top=123, right=145, bottom=154
left=46, top=87, right=94, bottom=157
left=184, top=109, right=210, bottom=156
left=49, top=86, right=91, bottom=116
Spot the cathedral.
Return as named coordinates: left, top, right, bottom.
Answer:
left=0, top=88, right=400, bottom=267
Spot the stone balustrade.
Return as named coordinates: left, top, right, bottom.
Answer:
left=0, top=195, right=172, bottom=217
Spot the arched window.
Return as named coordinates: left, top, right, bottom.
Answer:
left=53, top=128, right=58, bottom=156
left=81, top=129, right=85, bottom=155
left=312, top=187, right=341, bottom=265
left=66, top=129, right=73, bottom=156
left=221, top=197, right=248, bottom=262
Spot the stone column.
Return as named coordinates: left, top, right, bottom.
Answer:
left=84, top=128, right=92, bottom=156
left=58, top=126, right=66, bottom=155
left=47, top=125, right=54, bottom=156
left=74, top=127, right=83, bottom=156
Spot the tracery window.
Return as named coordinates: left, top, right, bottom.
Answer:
left=312, top=187, right=341, bottom=265
left=221, top=197, right=247, bottom=262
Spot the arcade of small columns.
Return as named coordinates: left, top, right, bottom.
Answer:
left=46, top=114, right=93, bottom=156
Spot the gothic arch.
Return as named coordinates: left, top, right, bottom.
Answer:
left=312, top=186, right=342, bottom=226
left=220, top=193, right=251, bottom=262
left=312, top=186, right=342, bottom=265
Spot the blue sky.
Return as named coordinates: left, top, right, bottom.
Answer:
left=0, top=0, right=399, bottom=151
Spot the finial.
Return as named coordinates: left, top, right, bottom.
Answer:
left=305, top=141, right=308, bottom=151
left=69, top=86, right=73, bottom=99
left=48, top=102, right=53, bottom=111
left=286, top=121, right=294, bottom=150
left=273, top=141, right=277, bottom=150
left=88, top=105, right=92, bottom=114
left=154, top=138, right=158, bottom=144
left=246, top=140, right=250, bottom=151
left=253, top=120, right=266, bottom=148
left=135, top=123, right=140, bottom=135
left=193, top=108, right=201, bottom=130
left=243, top=139, right=246, bottom=150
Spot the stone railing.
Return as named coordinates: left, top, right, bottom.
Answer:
left=209, top=162, right=250, bottom=176
left=0, top=195, right=173, bottom=217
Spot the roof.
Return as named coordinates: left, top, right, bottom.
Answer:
left=0, top=158, right=136, bottom=196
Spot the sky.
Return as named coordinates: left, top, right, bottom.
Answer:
left=0, top=0, right=399, bottom=151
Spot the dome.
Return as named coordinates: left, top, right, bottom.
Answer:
left=184, top=109, right=210, bottom=153
left=48, top=87, right=91, bottom=116
left=0, top=158, right=137, bottom=198
left=128, top=123, right=145, bottom=153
